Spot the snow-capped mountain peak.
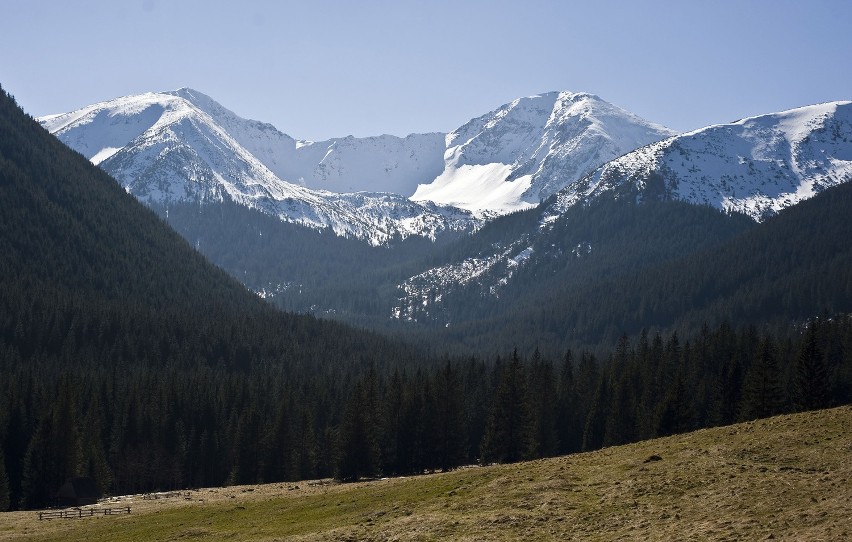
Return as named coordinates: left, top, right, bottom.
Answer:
left=40, top=88, right=680, bottom=244
left=551, top=100, right=852, bottom=221
left=39, top=90, right=477, bottom=245
left=411, top=91, right=676, bottom=214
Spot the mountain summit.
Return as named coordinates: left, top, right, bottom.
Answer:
left=412, top=91, right=675, bottom=212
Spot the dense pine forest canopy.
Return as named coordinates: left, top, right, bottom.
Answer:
left=0, top=84, right=850, bottom=511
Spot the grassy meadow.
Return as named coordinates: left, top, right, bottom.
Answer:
left=1, top=406, right=850, bottom=541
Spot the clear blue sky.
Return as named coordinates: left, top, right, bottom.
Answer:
left=2, top=0, right=850, bottom=141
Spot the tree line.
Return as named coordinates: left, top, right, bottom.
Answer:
left=2, top=316, right=849, bottom=510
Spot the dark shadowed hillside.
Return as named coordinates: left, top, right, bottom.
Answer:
left=0, top=85, right=421, bottom=508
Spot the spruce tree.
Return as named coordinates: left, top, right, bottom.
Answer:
left=739, top=337, right=785, bottom=420
left=527, top=351, right=558, bottom=458
left=293, top=410, right=318, bottom=482
left=794, top=322, right=830, bottom=412
left=480, top=350, right=531, bottom=464
left=656, top=370, right=694, bottom=437
left=556, top=350, right=580, bottom=454
left=336, top=382, right=380, bottom=481
left=432, top=361, right=466, bottom=471
left=264, top=399, right=293, bottom=483
left=582, top=376, right=610, bottom=451
left=22, top=380, right=83, bottom=508
left=603, top=366, right=639, bottom=447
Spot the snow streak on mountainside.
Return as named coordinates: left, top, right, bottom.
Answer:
left=551, top=101, right=852, bottom=220
left=392, top=243, right=537, bottom=323
left=39, top=90, right=476, bottom=245
left=411, top=91, right=675, bottom=213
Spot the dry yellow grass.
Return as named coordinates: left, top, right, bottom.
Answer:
left=1, top=406, right=850, bottom=541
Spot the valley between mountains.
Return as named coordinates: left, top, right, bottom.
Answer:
left=1, top=79, right=850, bottom=528
left=39, top=89, right=852, bottom=354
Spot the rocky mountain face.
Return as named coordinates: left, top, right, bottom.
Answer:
left=163, top=89, right=448, bottom=196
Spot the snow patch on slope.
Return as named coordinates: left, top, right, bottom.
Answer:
left=412, top=91, right=675, bottom=213
left=412, top=162, right=534, bottom=214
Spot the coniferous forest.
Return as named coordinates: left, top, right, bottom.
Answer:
left=154, top=173, right=852, bottom=358
left=1, top=83, right=851, bottom=511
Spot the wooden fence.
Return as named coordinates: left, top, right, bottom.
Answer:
left=38, top=506, right=131, bottom=520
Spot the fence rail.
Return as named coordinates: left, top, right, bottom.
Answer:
left=38, top=506, right=131, bottom=520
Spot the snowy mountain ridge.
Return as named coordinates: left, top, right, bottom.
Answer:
left=165, top=88, right=447, bottom=196
left=40, top=89, right=476, bottom=245
left=549, top=100, right=852, bottom=220
left=39, top=88, right=675, bottom=244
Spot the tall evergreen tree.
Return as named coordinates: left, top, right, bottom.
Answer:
left=80, top=396, right=113, bottom=496
left=656, top=369, right=694, bottom=437
left=382, top=370, right=424, bottom=475
left=556, top=350, right=580, bottom=454
left=264, top=399, right=293, bottom=483
left=462, top=358, right=490, bottom=463
left=480, top=350, right=532, bottom=464
left=1, top=397, right=28, bottom=510
left=793, top=322, right=830, bottom=412
left=582, top=375, right=610, bottom=451
left=21, top=379, right=83, bottom=508
left=229, top=407, right=264, bottom=485
left=603, top=364, right=639, bottom=447
left=527, top=351, right=559, bottom=458
left=292, top=410, right=318, bottom=482
left=740, top=337, right=785, bottom=420
left=712, top=356, right=743, bottom=427
left=336, top=381, right=380, bottom=481
left=431, top=361, right=466, bottom=471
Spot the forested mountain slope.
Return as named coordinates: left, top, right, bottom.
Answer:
left=157, top=180, right=852, bottom=357
left=427, top=180, right=852, bottom=353
left=0, top=85, right=420, bottom=508
left=0, top=83, right=413, bottom=365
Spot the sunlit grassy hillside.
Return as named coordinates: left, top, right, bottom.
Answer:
left=2, top=406, right=850, bottom=541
